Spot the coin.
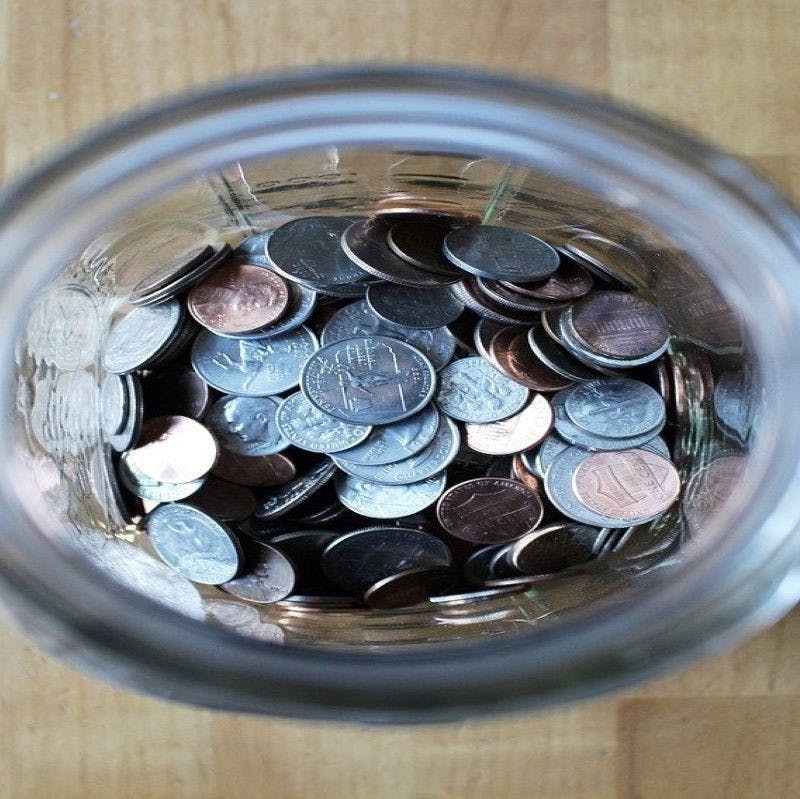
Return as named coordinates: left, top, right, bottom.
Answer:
left=118, top=453, right=206, bottom=502
left=464, top=395, right=553, bottom=455
left=109, top=373, right=143, bottom=452
left=101, top=373, right=128, bottom=436
left=511, top=454, right=543, bottom=492
left=563, top=378, right=666, bottom=439
left=363, top=566, right=457, bottom=609
left=335, top=472, right=447, bottom=518
left=473, top=318, right=507, bottom=361
left=562, top=234, right=638, bottom=290
left=254, top=458, right=337, bottom=520
left=141, top=365, right=211, bottom=420
left=386, top=219, right=464, bottom=277
left=527, top=324, right=604, bottom=382
left=488, top=326, right=573, bottom=392
left=275, top=392, right=372, bottom=454
left=569, top=290, right=669, bottom=360
left=507, top=522, right=603, bottom=574
left=322, top=526, right=452, bottom=593
left=220, top=543, right=295, bottom=603
left=300, top=335, right=436, bottom=425
left=129, top=245, right=215, bottom=302
left=442, top=225, right=560, bottom=281
left=527, top=433, right=569, bottom=477
left=187, top=262, right=290, bottom=334
left=435, top=356, right=529, bottom=423
left=332, top=403, right=439, bottom=466
left=185, top=477, right=256, bottom=522
left=321, top=299, right=456, bottom=370
left=191, top=325, right=318, bottom=396
left=147, top=503, right=243, bottom=584
left=572, top=449, right=681, bottom=522
left=500, top=258, right=593, bottom=302
left=103, top=298, right=183, bottom=374
left=450, top=278, right=541, bottom=325
left=436, top=478, right=543, bottom=544
left=126, top=416, right=218, bottom=484
left=365, top=283, right=464, bottom=329
left=211, top=450, right=296, bottom=487
left=713, top=371, right=752, bottom=444
left=269, top=530, right=339, bottom=593
left=205, top=395, right=288, bottom=456
left=682, top=455, right=747, bottom=536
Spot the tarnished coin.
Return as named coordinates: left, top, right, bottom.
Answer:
left=342, top=217, right=458, bottom=287
left=364, top=566, right=457, bottom=609
left=464, top=394, right=553, bottom=455
left=682, top=454, right=747, bottom=536
left=333, top=403, right=439, bottom=466
left=435, top=356, right=529, bottom=423
left=333, top=415, right=459, bottom=485
left=436, top=478, right=543, bottom=544
left=254, top=458, right=337, bottom=520
left=126, top=415, right=218, bottom=484
left=191, top=325, right=318, bottom=396
left=186, top=477, right=256, bottom=522
left=101, top=373, right=128, bottom=437
left=322, top=526, right=452, bottom=593
left=211, top=450, right=296, bottom=487
left=266, top=216, right=368, bottom=287
left=187, top=262, right=290, bottom=334
left=365, top=283, right=464, bottom=329
left=500, top=258, right=593, bottom=302
left=569, top=290, right=669, bottom=360
left=275, top=392, right=371, bottom=454
left=563, top=378, right=666, bottom=439
left=205, top=395, right=288, bottom=456
left=335, top=472, right=446, bottom=518
left=147, top=503, right=243, bottom=584
left=220, top=543, right=295, bottom=603
left=109, top=373, right=143, bottom=452
left=386, top=220, right=464, bottom=277
left=103, top=298, right=183, bottom=374
left=572, top=449, right=681, bottom=522
left=527, top=324, right=605, bottom=382
left=507, top=522, right=603, bottom=574
left=488, top=326, right=573, bottom=392
left=321, top=299, right=456, bottom=370
left=443, top=225, right=560, bottom=281
left=300, top=335, right=436, bottom=425
left=141, top=365, right=211, bottom=420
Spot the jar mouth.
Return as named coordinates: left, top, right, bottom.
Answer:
left=1, top=65, right=800, bottom=720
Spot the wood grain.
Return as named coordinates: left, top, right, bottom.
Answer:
left=1, top=1, right=799, bottom=797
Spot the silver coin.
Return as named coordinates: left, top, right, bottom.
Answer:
left=527, top=433, right=570, bottom=477
left=642, top=435, right=671, bottom=459
left=527, top=324, right=604, bottom=382
left=147, top=503, right=243, bottom=584
left=102, top=298, right=183, bottom=374
left=300, top=335, right=436, bottom=425
left=713, top=370, right=752, bottom=443
left=435, top=356, right=529, bottom=423
left=564, top=378, right=666, bottom=439
left=321, top=526, right=452, bottom=593
left=321, top=299, right=456, bottom=370
left=220, top=543, right=295, bottom=603
left=475, top=277, right=566, bottom=313
left=506, top=521, right=603, bottom=574
left=191, top=325, right=318, bottom=396
left=473, top=318, right=506, bottom=361
left=385, top=219, right=465, bottom=278
left=254, top=458, right=337, bottom=520
left=333, top=403, right=440, bottom=467
left=129, top=242, right=215, bottom=302
left=335, top=472, right=447, bottom=518
left=101, top=372, right=128, bottom=436
left=109, top=373, right=143, bottom=452
left=275, top=392, right=372, bottom=453
left=365, top=283, right=464, bottom=330
left=333, top=414, right=459, bottom=485
left=119, top=454, right=206, bottom=502
left=234, top=229, right=271, bottom=255
left=205, top=395, right=289, bottom=456
left=442, top=225, right=559, bottom=281
left=266, top=216, right=368, bottom=287
left=363, top=566, right=458, bottom=609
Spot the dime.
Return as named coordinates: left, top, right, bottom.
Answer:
left=275, top=392, right=371, bottom=454
left=436, top=478, right=543, bottom=544
left=507, top=522, right=603, bottom=574
left=187, top=262, right=290, bottom=334
left=363, top=566, right=457, bottom=609
left=335, top=472, right=446, bottom=518
left=126, top=416, right=218, bottom=484
left=212, top=449, right=296, bottom=487
left=101, top=373, right=128, bottom=437
left=500, top=258, right=593, bottom=302
left=254, top=458, right=337, bottom=520
left=300, top=335, right=436, bottom=425
left=191, top=325, right=318, bottom=396
left=475, top=277, right=566, bottom=313
left=443, top=225, right=559, bottom=281
left=186, top=477, right=256, bottom=522
left=205, top=395, right=288, bottom=456
left=220, top=543, right=295, bottom=603
left=141, top=365, right=211, bottom=420
left=366, top=282, right=464, bottom=329
left=147, top=503, right=243, bottom=584
left=527, top=324, right=604, bottom=382
left=488, top=326, right=573, bottom=392
left=464, top=394, right=553, bottom=455
left=572, top=449, right=681, bottom=522
left=386, top=219, right=464, bottom=277
left=435, top=356, right=529, bottom=423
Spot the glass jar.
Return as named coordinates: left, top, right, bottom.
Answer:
left=1, top=67, right=799, bottom=722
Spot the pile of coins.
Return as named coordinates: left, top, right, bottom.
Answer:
left=102, top=211, right=681, bottom=610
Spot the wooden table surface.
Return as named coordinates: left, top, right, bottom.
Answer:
left=1, top=2, right=799, bottom=797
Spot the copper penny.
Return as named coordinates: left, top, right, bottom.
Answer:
left=436, top=477, right=544, bottom=544
left=211, top=449, right=296, bottom=487
left=126, top=415, right=218, bottom=484
left=512, top=454, right=543, bottom=494
left=500, top=258, right=593, bottom=302
left=187, top=262, right=290, bottom=334
left=464, top=395, right=553, bottom=455
left=572, top=449, right=680, bottom=522
left=489, top=326, right=573, bottom=392
left=569, top=290, right=669, bottom=360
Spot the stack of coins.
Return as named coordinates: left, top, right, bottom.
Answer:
left=102, top=211, right=681, bottom=610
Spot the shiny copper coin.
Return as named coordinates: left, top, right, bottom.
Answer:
left=489, top=326, right=573, bottom=392
left=436, top=477, right=543, bottom=544
left=126, top=415, right=218, bottom=484
left=211, top=449, right=296, bottom=488
left=512, top=454, right=543, bottom=493
left=572, top=449, right=680, bottom=523
left=363, top=566, right=458, bottom=609
left=500, top=258, right=593, bottom=302
left=464, top=394, right=553, bottom=455
left=187, top=262, right=290, bottom=334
